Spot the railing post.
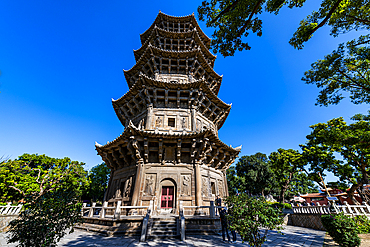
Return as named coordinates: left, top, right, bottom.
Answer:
left=2, top=203, right=10, bottom=215
left=81, top=203, right=87, bottom=217
left=179, top=201, right=185, bottom=241
left=364, top=202, right=370, bottom=214
left=149, top=200, right=153, bottom=215
left=100, top=201, right=108, bottom=218
left=88, top=202, right=96, bottom=218
left=114, top=201, right=122, bottom=220
left=344, top=201, right=354, bottom=215
left=210, top=201, right=215, bottom=217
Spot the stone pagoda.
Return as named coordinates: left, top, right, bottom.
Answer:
left=95, top=12, right=241, bottom=216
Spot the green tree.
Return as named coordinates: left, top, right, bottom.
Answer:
left=82, top=162, right=110, bottom=202
left=269, top=149, right=306, bottom=202
left=0, top=154, right=87, bottom=203
left=303, top=38, right=370, bottom=106
left=287, top=172, right=319, bottom=198
left=7, top=190, right=83, bottom=247
left=226, top=193, right=283, bottom=247
left=198, top=0, right=370, bottom=105
left=301, top=112, right=370, bottom=204
left=0, top=154, right=88, bottom=246
left=231, top=153, right=277, bottom=196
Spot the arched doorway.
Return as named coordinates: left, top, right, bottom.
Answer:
left=159, top=178, right=176, bottom=213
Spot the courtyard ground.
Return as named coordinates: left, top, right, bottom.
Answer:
left=1, top=225, right=325, bottom=246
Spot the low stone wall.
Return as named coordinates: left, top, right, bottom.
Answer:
left=75, top=216, right=144, bottom=236
left=288, top=214, right=325, bottom=231
left=185, top=216, right=221, bottom=235
left=0, top=215, right=18, bottom=232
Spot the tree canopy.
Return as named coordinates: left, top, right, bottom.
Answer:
left=269, top=148, right=307, bottom=202
left=82, top=162, right=110, bottom=202
left=301, top=112, right=370, bottom=204
left=1, top=154, right=88, bottom=247
left=198, top=0, right=370, bottom=106
left=227, top=152, right=317, bottom=201
left=0, top=153, right=87, bottom=203
left=227, top=153, right=276, bottom=196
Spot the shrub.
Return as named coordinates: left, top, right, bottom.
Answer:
left=354, top=215, right=370, bottom=234
left=226, top=193, right=283, bottom=247
left=7, top=189, right=82, bottom=247
left=321, top=213, right=361, bottom=247
left=267, top=202, right=292, bottom=209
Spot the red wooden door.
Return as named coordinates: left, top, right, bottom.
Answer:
left=161, top=186, right=174, bottom=208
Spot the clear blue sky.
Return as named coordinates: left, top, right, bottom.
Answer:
left=0, top=0, right=368, bottom=182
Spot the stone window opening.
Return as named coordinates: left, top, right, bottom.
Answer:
left=211, top=181, right=216, bottom=195
left=168, top=118, right=175, bottom=127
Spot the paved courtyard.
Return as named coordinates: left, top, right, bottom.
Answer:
left=0, top=225, right=325, bottom=246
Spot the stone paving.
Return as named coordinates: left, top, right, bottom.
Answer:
left=0, top=225, right=325, bottom=246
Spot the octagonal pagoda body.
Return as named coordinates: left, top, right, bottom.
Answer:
left=95, top=12, right=241, bottom=215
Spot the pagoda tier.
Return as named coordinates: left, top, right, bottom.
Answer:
left=112, top=74, right=231, bottom=131
left=140, top=12, right=211, bottom=48
left=124, top=45, right=222, bottom=94
left=134, top=26, right=216, bottom=67
left=96, top=123, right=240, bottom=172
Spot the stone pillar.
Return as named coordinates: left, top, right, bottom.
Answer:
left=146, top=104, right=153, bottom=130
left=131, top=159, right=144, bottom=206
left=191, top=105, right=196, bottom=132
left=195, top=161, right=202, bottom=206
left=223, top=170, right=229, bottom=197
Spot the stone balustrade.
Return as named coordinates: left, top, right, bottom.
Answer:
left=292, top=201, right=370, bottom=217
left=81, top=200, right=153, bottom=220
left=0, top=203, right=22, bottom=216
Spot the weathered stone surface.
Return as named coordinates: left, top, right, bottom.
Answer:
left=289, top=214, right=325, bottom=231
left=95, top=12, right=241, bottom=217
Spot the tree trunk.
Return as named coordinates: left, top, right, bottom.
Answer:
left=347, top=183, right=362, bottom=205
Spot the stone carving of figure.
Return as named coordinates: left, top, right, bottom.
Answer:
left=218, top=180, right=223, bottom=198
left=182, top=118, right=187, bottom=129
left=196, top=119, right=201, bottom=132
left=202, top=177, right=209, bottom=197
left=115, top=181, right=122, bottom=198
left=144, top=175, right=154, bottom=196
left=155, top=117, right=162, bottom=128
left=124, top=177, right=132, bottom=197
left=138, top=119, right=145, bottom=130
left=182, top=175, right=190, bottom=196
left=131, top=139, right=141, bottom=160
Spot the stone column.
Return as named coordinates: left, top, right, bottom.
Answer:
left=145, top=104, right=153, bottom=130
left=194, top=160, right=204, bottom=215
left=131, top=159, right=144, bottom=206
left=223, top=169, right=229, bottom=197
left=195, top=160, right=202, bottom=206
left=191, top=105, right=196, bottom=132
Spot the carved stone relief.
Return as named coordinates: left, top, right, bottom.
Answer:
left=181, top=175, right=191, bottom=196
left=124, top=177, right=132, bottom=198
left=202, top=177, right=209, bottom=197
left=144, top=174, right=156, bottom=196
left=181, top=117, right=187, bottom=129
left=218, top=180, right=223, bottom=198
left=155, top=117, right=162, bottom=128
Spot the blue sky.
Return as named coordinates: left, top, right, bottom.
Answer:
left=0, top=0, right=368, bottom=182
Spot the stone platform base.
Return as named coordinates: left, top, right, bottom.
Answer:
left=76, top=215, right=222, bottom=237
left=184, top=216, right=221, bottom=235
left=75, top=216, right=144, bottom=236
